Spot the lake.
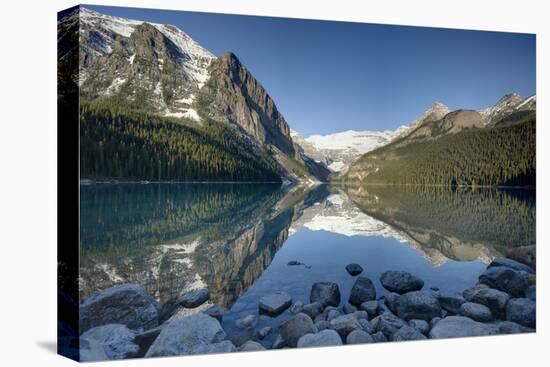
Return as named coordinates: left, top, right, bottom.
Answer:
left=79, top=183, right=535, bottom=346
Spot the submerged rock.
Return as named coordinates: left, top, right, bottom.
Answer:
left=459, top=302, right=493, bottom=322
left=349, top=277, right=377, bottom=306
left=237, top=314, right=257, bottom=328
left=259, top=292, right=292, bottom=316
left=80, top=324, right=139, bottom=361
left=279, top=313, right=317, bottom=347
left=297, top=329, right=343, bottom=348
left=310, top=282, right=341, bottom=307
left=345, top=264, right=364, bottom=276
left=80, top=284, right=160, bottom=334
left=145, top=314, right=226, bottom=357
left=395, top=291, right=441, bottom=321
left=380, top=271, right=424, bottom=294
left=429, top=316, right=498, bottom=339
left=506, top=298, right=536, bottom=328
left=257, top=326, right=272, bottom=340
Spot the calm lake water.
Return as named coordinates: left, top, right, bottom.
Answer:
left=79, top=183, right=535, bottom=346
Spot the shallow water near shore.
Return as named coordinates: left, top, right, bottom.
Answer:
left=79, top=182, right=535, bottom=346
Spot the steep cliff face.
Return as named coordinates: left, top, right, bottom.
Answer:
left=196, top=52, right=295, bottom=156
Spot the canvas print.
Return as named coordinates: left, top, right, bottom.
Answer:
left=57, top=4, right=536, bottom=362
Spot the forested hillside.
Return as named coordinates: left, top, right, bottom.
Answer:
left=80, top=101, right=282, bottom=181
left=345, top=115, right=535, bottom=186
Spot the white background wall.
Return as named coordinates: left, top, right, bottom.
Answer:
left=0, top=0, right=547, bottom=365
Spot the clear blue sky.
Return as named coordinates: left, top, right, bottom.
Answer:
left=84, top=4, right=536, bottom=137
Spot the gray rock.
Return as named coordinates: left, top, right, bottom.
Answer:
left=408, top=319, right=430, bottom=335
left=395, top=291, right=441, bottom=321
left=134, top=325, right=163, bottom=357
left=297, top=329, right=343, bottom=348
left=348, top=276, right=376, bottom=306
left=371, top=331, right=388, bottom=343
left=194, top=340, right=236, bottom=354
left=177, top=288, right=210, bottom=308
left=290, top=301, right=304, bottom=314
left=391, top=325, right=427, bottom=341
left=380, top=271, right=424, bottom=294
left=204, top=305, right=225, bottom=322
left=302, top=302, right=324, bottom=319
left=80, top=284, right=160, bottom=333
left=315, top=320, right=331, bottom=331
left=346, top=263, right=363, bottom=276
left=438, top=294, right=466, bottom=314
left=463, top=285, right=511, bottom=319
left=327, top=309, right=342, bottom=321
left=330, top=314, right=362, bottom=338
left=430, top=317, right=441, bottom=328
left=506, top=298, right=536, bottom=328
left=257, top=326, right=272, bottom=340
left=360, top=300, right=379, bottom=318
left=384, top=292, right=400, bottom=314
left=479, top=267, right=529, bottom=297
left=239, top=341, right=266, bottom=352
left=358, top=318, right=375, bottom=334
left=310, top=282, right=341, bottom=307
left=497, top=321, right=535, bottom=334
left=271, top=334, right=286, bottom=349
left=353, top=310, right=368, bottom=320
left=429, top=316, right=498, bottom=339
left=459, top=302, right=493, bottom=322
left=343, top=303, right=358, bottom=314
left=489, top=258, right=535, bottom=274
left=79, top=338, right=109, bottom=362
left=145, top=314, right=226, bottom=357
left=371, top=313, right=407, bottom=338
left=314, top=313, right=327, bottom=323
left=525, top=285, right=536, bottom=301
left=279, top=313, right=317, bottom=347
left=346, top=329, right=374, bottom=344
left=237, top=314, right=257, bottom=328
left=259, top=292, right=292, bottom=316
left=80, top=324, right=139, bottom=361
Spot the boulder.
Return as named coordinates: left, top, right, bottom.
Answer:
left=279, top=313, right=317, bottom=347
left=330, top=314, right=362, bottom=338
left=478, top=267, right=529, bottom=297
left=79, top=338, right=109, bottom=362
left=488, top=258, right=535, bottom=274
left=463, top=285, right=510, bottom=319
left=371, top=312, right=407, bottom=338
left=302, top=302, right=324, bottom=319
left=371, top=331, right=388, bottom=342
left=429, top=316, right=498, bottom=339
left=506, top=298, right=536, bottom=328
left=395, top=291, right=441, bottom=321
left=505, top=245, right=536, bottom=269
left=290, top=301, right=304, bottom=314
left=430, top=317, right=441, bottom=329
left=459, top=302, right=493, bottom=322
left=358, top=318, right=375, bottom=334
left=384, top=292, right=400, bottom=314
left=145, top=314, right=226, bottom=357
left=134, top=325, right=163, bottom=357
left=194, top=340, right=236, bottom=354
left=391, top=326, right=427, bottom=341
left=438, top=294, right=466, bottom=314
left=343, top=303, right=357, bottom=314
left=80, top=284, right=160, bottom=334
left=525, top=285, right=536, bottom=301
left=259, top=292, right=292, bottom=316
left=380, top=271, right=424, bottom=294
left=315, top=320, right=331, bottom=331
left=327, top=309, right=342, bottom=321
left=310, top=282, right=341, bottom=307
left=204, top=305, right=225, bottom=322
left=497, top=321, right=535, bottom=334
left=297, top=329, right=343, bottom=348
left=360, top=300, right=379, bottom=318
left=239, top=341, right=266, bottom=352
left=346, top=264, right=363, bottom=276
left=348, top=277, right=376, bottom=306
left=353, top=310, right=368, bottom=320
left=177, top=288, right=210, bottom=308
left=408, top=319, right=430, bottom=335
left=346, top=329, right=374, bottom=344
left=80, top=324, right=139, bottom=361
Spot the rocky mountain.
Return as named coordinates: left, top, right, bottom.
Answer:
left=59, top=7, right=328, bottom=183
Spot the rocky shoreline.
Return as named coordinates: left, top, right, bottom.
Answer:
left=78, top=245, right=536, bottom=361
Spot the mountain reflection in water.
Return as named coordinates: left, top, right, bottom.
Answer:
left=79, top=183, right=535, bottom=312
